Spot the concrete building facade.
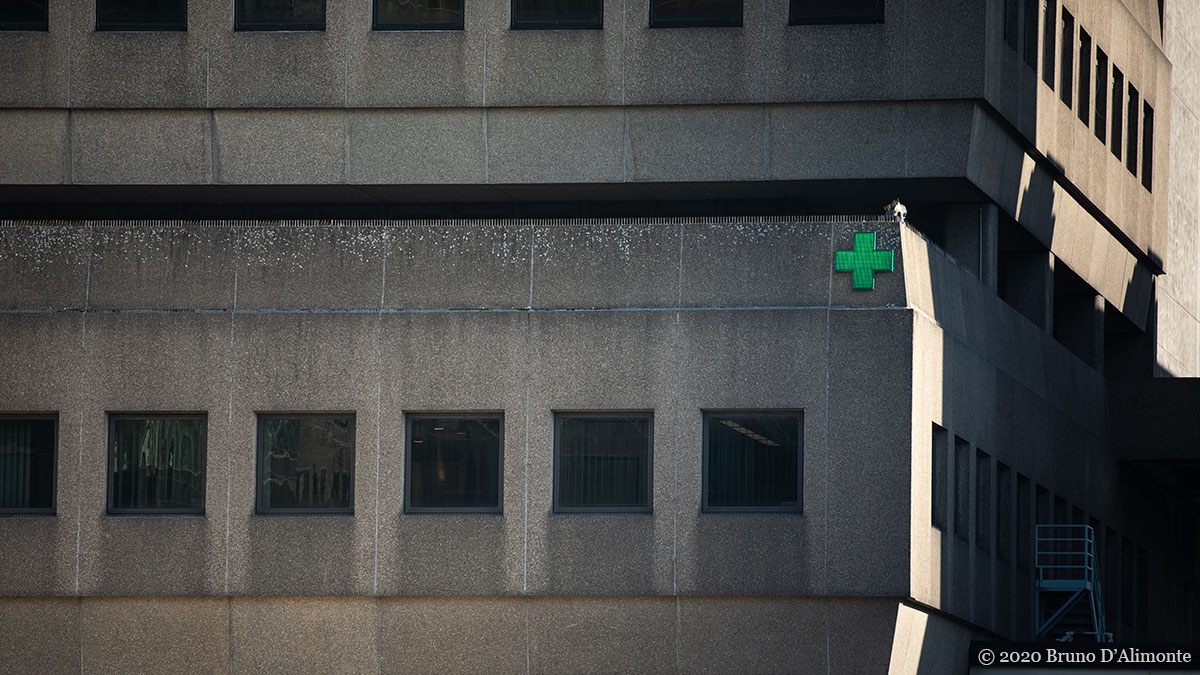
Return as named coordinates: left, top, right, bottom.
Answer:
left=0, top=0, right=1198, bottom=672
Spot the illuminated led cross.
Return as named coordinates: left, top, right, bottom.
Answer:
left=834, top=232, right=894, bottom=290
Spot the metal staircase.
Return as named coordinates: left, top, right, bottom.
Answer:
left=1034, top=524, right=1112, bottom=642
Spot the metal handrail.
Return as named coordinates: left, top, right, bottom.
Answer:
left=1034, top=523, right=1111, bottom=642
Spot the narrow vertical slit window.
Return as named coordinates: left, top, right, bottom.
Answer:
left=97, top=0, right=187, bottom=30
left=1142, top=102, right=1154, bottom=191
left=256, top=413, right=354, bottom=514
left=1041, top=0, right=1056, bottom=88
left=1077, top=29, right=1091, bottom=124
left=1003, top=0, right=1018, bottom=49
left=975, top=450, right=992, bottom=553
left=1126, top=84, right=1139, bottom=175
left=1059, top=10, right=1073, bottom=107
left=108, top=414, right=205, bottom=514
left=997, top=462, right=1012, bottom=564
left=555, top=413, right=652, bottom=512
left=1111, top=67, right=1124, bottom=160
left=373, top=0, right=464, bottom=29
left=932, top=424, right=947, bottom=530
left=703, top=411, right=801, bottom=512
left=1022, top=0, right=1038, bottom=70
left=0, top=415, right=56, bottom=514
left=1094, top=48, right=1108, bottom=143
left=0, top=0, right=48, bottom=30
left=405, top=414, right=502, bottom=513
left=1017, top=473, right=1031, bottom=572
left=954, top=436, right=969, bottom=542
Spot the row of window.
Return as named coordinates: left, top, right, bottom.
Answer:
left=0, top=411, right=802, bottom=515
left=931, top=424, right=1149, bottom=634
left=0, top=0, right=881, bottom=31
left=1002, top=0, right=1154, bottom=192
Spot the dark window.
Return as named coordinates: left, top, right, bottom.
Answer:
left=997, top=462, right=1012, bottom=564
left=975, top=450, right=991, bottom=553
left=257, top=414, right=354, bottom=514
left=1126, top=84, right=1139, bottom=175
left=555, top=413, right=651, bottom=512
left=651, top=0, right=740, bottom=27
left=1142, top=102, right=1154, bottom=191
left=1077, top=29, right=1090, bottom=124
left=789, top=0, right=882, bottom=24
left=1121, top=537, right=1133, bottom=628
left=1059, top=10, right=1073, bottom=106
left=0, top=415, right=56, bottom=514
left=1017, top=473, right=1031, bottom=572
left=932, top=424, right=947, bottom=530
left=1041, top=0, right=1055, bottom=87
left=954, top=436, right=969, bottom=541
left=97, top=0, right=186, bottom=30
left=108, top=414, right=205, bottom=514
left=1136, top=545, right=1149, bottom=634
left=1111, top=67, right=1124, bottom=159
left=0, top=0, right=47, bottom=30
left=511, top=0, right=602, bottom=29
left=1094, top=48, right=1108, bottom=142
left=703, top=411, right=801, bottom=512
left=1022, top=0, right=1038, bottom=69
left=236, top=0, right=325, bottom=30
left=374, top=0, right=463, bottom=29
left=1003, top=0, right=1017, bottom=48
left=405, top=414, right=502, bottom=513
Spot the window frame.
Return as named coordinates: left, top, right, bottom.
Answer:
left=235, top=0, right=326, bottom=31
left=95, top=0, right=187, bottom=31
left=552, top=411, right=653, bottom=514
left=649, top=0, right=742, bottom=28
left=255, top=412, right=355, bottom=516
left=0, top=0, right=49, bottom=30
left=510, top=0, right=603, bottom=30
left=372, top=0, right=464, bottom=30
left=788, top=0, right=883, bottom=26
left=701, top=410, right=803, bottom=514
left=404, top=412, right=504, bottom=515
left=0, top=413, right=58, bottom=516
left=106, top=412, right=206, bottom=516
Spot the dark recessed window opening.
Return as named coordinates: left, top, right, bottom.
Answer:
left=236, top=0, right=325, bottom=30
left=374, top=0, right=463, bottom=30
left=511, top=0, right=602, bottom=29
left=1077, top=29, right=1091, bottom=125
left=0, top=0, right=47, bottom=30
left=257, top=414, right=354, bottom=514
left=406, top=414, right=502, bottom=513
left=975, top=449, right=991, bottom=553
left=1058, top=10, right=1072, bottom=107
left=1041, top=0, right=1055, bottom=87
left=0, top=415, right=56, bottom=514
left=931, top=424, right=947, bottom=530
left=651, top=0, right=741, bottom=28
left=1022, top=0, right=1038, bottom=69
left=789, top=0, right=882, bottom=25
left=1111, top=67, right=1124, bottom=160
left=554, top=413, right=651, bottom=512
left=1094, top=48, right=1108, bottom=143
left=703, top=411, right=802, bottom=512
left=97, top=0, right=186, bottom=30
left=108, top=414, right=205, bottom=514
left=997, top=462, right=1012, bottom=564
left=1126, top=84, right=1139, bottom=176
left=1002, top=0, right=1017, bottom=49
left=1142, top=102, right=1154, bottom=191
left=954, top=436, right=969, bottom=541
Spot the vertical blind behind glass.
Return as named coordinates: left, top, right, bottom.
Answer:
left=0, top=418, right=54, bottom=510
left=705, top=414, right=799, bottom=509
left=558, top=417, right=649, bottom=509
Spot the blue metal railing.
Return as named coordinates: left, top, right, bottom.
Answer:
left=1034, top=524, right=1111, bottom=642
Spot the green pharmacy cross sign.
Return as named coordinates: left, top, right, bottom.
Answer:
left=834, top=232, right=895, bottom=290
